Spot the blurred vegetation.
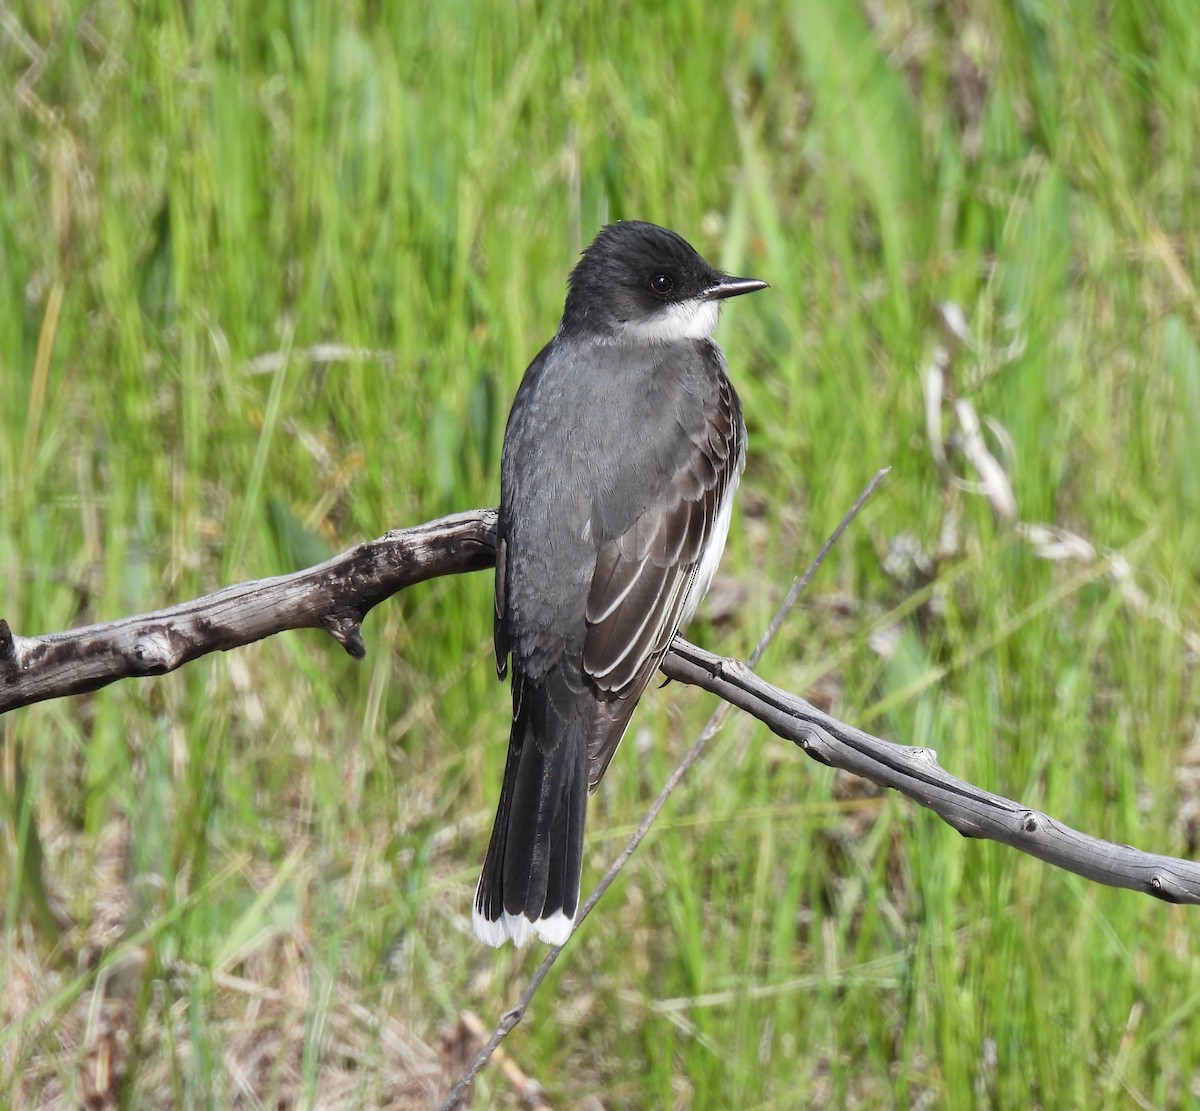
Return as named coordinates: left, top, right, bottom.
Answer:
left=2, top=0, right=1199, bottom=1107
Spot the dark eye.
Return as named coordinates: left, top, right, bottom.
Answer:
left=649, top=273, right=674, bottom=295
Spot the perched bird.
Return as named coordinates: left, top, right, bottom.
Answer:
left=474, top=221, right=767, bottom=947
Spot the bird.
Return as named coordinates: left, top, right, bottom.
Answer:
left=473, top=220, right=768, bottom=947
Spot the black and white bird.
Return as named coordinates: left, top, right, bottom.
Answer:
left=474, top=221, right=767, bottom=947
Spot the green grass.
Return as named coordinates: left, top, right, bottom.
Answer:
left=3, top=0, right=1200, bottom=1106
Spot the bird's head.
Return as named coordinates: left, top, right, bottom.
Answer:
left=562, top=221, right=767, bottom=343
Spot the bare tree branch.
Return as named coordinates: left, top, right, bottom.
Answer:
left=0, top=510, right=498, bottom=714
left=660, top=641, right=1199, bottom=902
left=2, top=506, right=1197, bottom=907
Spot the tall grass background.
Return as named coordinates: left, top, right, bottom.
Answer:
left=2, top=1, right=1199, bottom=1107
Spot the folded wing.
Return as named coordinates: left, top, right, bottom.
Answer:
left=581, top=375, right=744, bottom=788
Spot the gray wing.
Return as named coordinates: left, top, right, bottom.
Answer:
left=494, top=341, right=556, bottom=681
left=581, top=373, right=744, bottom=788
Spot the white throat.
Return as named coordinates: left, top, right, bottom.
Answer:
left=617, top=298, right=720, bottom=344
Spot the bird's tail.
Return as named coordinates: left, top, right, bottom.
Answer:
left=473, top=670, right=590, bottom=947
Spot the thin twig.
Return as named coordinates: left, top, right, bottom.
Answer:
left=747, top=468, right=890, bottom=669
left=436, top=468, right=890, bottom=1110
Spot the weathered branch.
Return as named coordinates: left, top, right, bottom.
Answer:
left=0, top=510, right=498, bottom=713
left=3, top=508, right=1197, bottom=903
left=661, top=643, right=1199, bottom=902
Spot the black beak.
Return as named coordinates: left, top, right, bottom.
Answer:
left=703, top=275, right=770, bottom=301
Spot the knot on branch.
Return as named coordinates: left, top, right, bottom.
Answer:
left=322, top=613, right=366, bottom=658
left=130, top=627, right=180, bottom=675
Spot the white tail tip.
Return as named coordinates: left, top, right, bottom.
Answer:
left=472, top=905, right=574, bottom=948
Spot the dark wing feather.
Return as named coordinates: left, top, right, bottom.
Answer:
left=581, top=375, right=744, bottom=788
left=494, top=340, right=557, bottom=681
left=494, top=534, right=509, bottom=679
